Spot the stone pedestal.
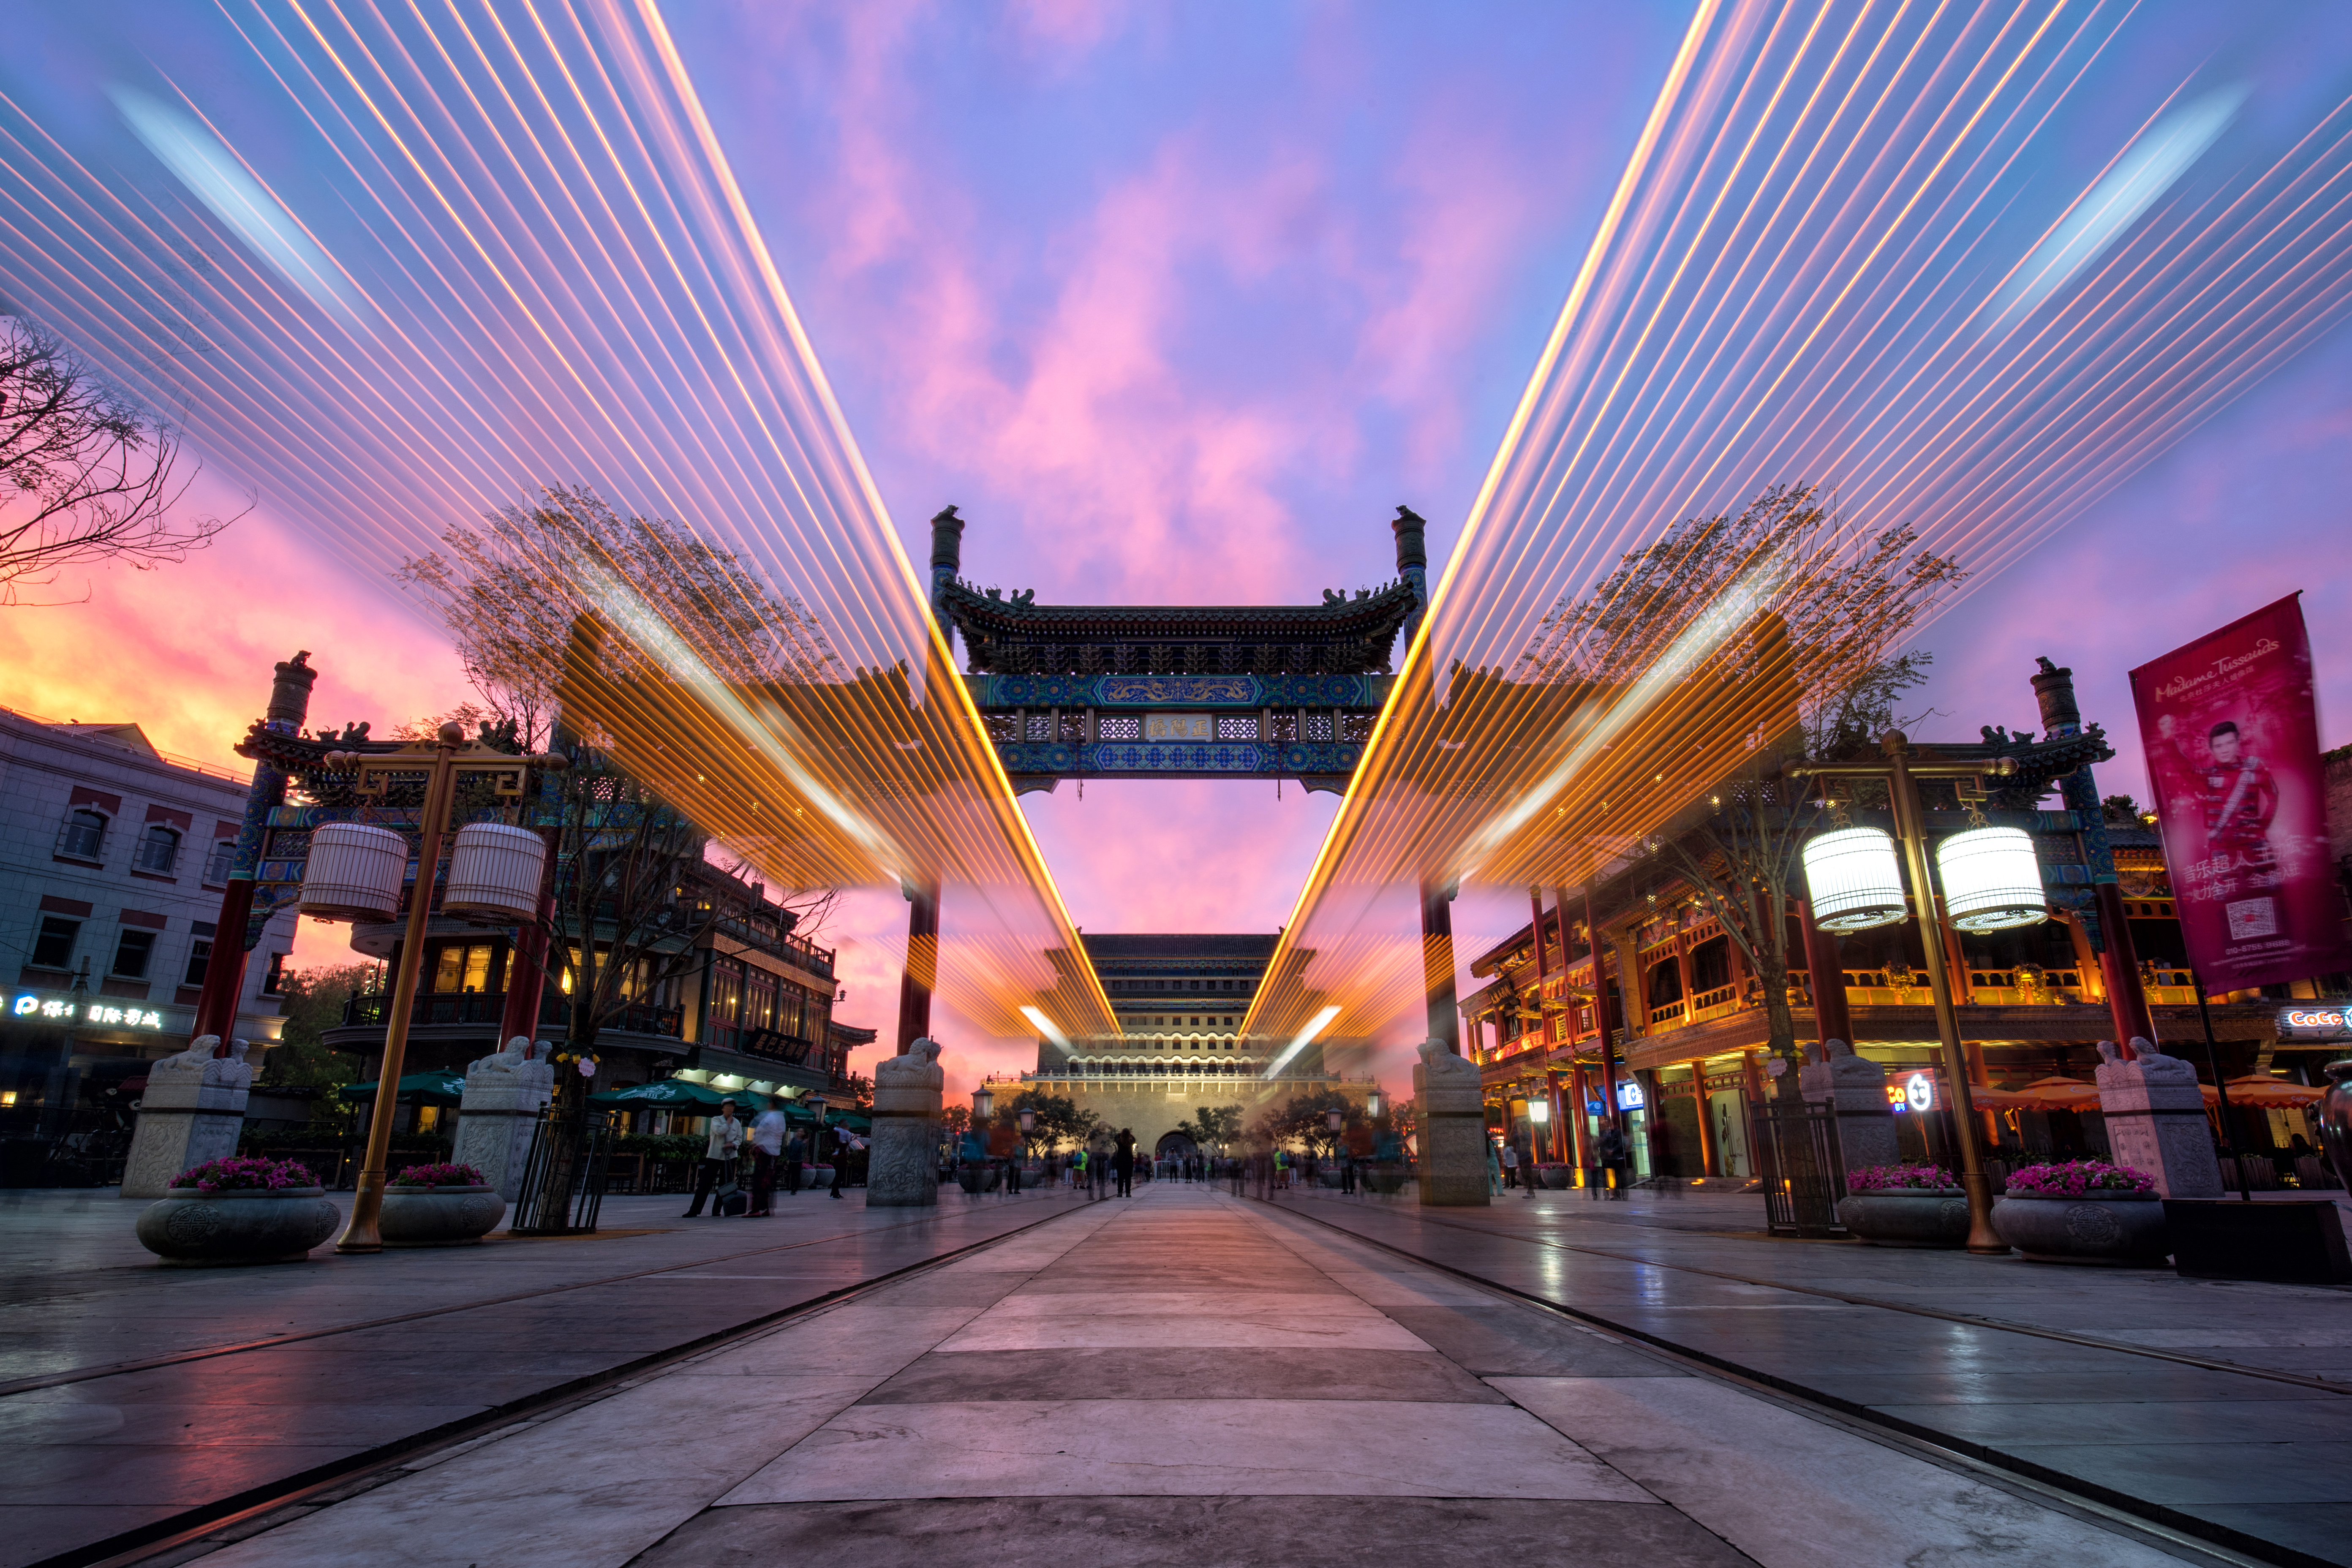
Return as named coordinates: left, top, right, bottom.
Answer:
left=2096, top=1038, right=2223, bottom=1199
left=1799, top=1039, right=1900, bottom=1175
left=1414, top=1039, right=1490, bottom=1207
left=452, top=1037, right=555, bottom=1203
left=866, top=1038, right=943, bottom=1207
left=122, top=1037, right=253, bottom=1198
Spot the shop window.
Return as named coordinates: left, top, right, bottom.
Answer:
left=57, top=808, right=107, bottom=860
left=1646, top=961, right=1683, bottom=1007
left=202, top=837, right=235, bottom=883
left=263, top=951, right=289, bottom=995
left=31, top=917, right=79, bottom=968
left=112, top=929, right=156, bottom=979
left=184, top=938, right=213, bottom=988
left=1690, top=936, right=1733, bottom=994
left=133, top=824, right=180, bottom=874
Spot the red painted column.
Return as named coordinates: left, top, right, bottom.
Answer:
left=1796, top=898, right=1849, bottom=1058
left=2094, top=883, right=2156, bottom=1049
left=192, top=652, right=317, bottom=1051
left=897, top=881, right=941, bottom=1056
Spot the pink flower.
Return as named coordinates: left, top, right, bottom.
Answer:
left=1847, top=1163, right=1957, bottom=1192
left=2005, top=1160, right=2154, bottom=1196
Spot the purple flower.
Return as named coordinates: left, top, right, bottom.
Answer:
left=1846, top=1163, right=1957, bottom=1192
left=2005, top=1159, right=2154, bottom=1196
left=392, top=1161, right=484, bottom=1188
left=171, top=1155, right=316, bottom=1191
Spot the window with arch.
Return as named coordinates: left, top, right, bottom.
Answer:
left=57, top=808, right=108, bottom=860
left=133, top=823, right=181, bottom=874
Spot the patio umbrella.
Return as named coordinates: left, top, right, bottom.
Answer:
left=588, top=1079, right=773, bottom=1111
left=2003, top=1077, right=2101, bottom=1110
left=338, top=1071, right=466, bottom=1106
left=2215, top=1076, right=2327, bottom=1109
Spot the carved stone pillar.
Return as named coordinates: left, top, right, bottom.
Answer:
left=122, top=1037, right=253, bottom=1198
left=1798, top=1039, right=1899, bottom=1174
left=867, top=1038, right=945, bottom=1207
left=1413, top=1038, right=1489, bottom=1206
left=2095, top=1038, right=2223, bottom=1198
left=453, top=1036, right=556, bottom=1202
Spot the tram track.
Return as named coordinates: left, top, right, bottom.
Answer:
left=19, top=1195, right=1089, bottom=1568
left=0, top=1195, right=1064, bottom=1401
left=1256, top=1192, right=2344, bottom=1568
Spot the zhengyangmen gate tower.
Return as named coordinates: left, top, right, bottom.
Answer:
left=928, top=502, right=1437, bottom=1151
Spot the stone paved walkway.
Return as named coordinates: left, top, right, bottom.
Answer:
left=151, top=1186, right=2229, bottom=1568
left=0, top=1185, right=1078, bottom=1568
left=1272, top=1184, right=2352, bottom=1567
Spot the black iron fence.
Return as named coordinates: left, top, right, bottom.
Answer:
left=1748, top=1097, right=1848, bottom=1239
left=510, top=1109, right=615, bottom=1234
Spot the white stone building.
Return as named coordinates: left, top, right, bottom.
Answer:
left=0, top=705, right=296, bottom=1162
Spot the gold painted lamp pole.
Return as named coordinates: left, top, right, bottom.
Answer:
left=1785, top=732, right=2016, bottom=1257
left=324, top=723, right=567, bottom=1255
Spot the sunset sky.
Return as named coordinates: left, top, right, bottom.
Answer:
left=4, top=1, right=2350, bottom=1093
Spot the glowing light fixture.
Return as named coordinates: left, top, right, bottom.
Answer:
left=297, top=823, right=408, bottom=923
left=1528, top=1098, right=1551, bottom=1124
left=1801, top=828, right=1908, bottom=931
left=1364, top=1087, right=1385, bottom=1120
left=972, top=1083, right=994, bottom=1124
left=1020, top=1006, right=1069, bottom=1050
left=1936, top=827, right=2048, bottom=931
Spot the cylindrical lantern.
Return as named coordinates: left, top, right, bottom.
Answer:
left=1801, top=827, right=1908, bottom=931
left=444, top=823, right=548, bottom=922
left=297, top=822, right=409, bottom=922
left=1936, top=826, right=2048, bottom=931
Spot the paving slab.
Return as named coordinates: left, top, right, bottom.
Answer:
left=148, top=1185, right=2213, bottom=1568
left=1274, top=1186, right=2352, bottom=1564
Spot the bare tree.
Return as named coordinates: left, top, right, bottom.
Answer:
left=394, top=483, right=839, bottom=747
left=0, top=318, right=234, bottom=603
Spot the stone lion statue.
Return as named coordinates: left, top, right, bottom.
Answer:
left=467, top=1035, right=539, bottom=1076
left=1416, top=1037, right=1480, bottom=1083
left=877, top=1037, right=945, bottom=1089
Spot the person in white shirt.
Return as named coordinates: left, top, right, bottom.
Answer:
left=747, top=1105, right=788, bottom=1217
left=683, top=1100, right=743, bottom=1218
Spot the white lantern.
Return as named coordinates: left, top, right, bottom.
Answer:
left=444, top=823, right=547, bottom=922
left=1936, top=826, right=2048, bottom=931
left=297, top=822, right=409, bottom=922
left=1801, top=827, right=1908, bottom=931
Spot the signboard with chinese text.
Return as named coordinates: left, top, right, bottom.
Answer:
left=10, top=992, right=167, bottom=1029
left=2129, top=596, right=2350, bottom=991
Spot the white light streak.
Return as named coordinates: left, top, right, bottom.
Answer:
left=1987, top=84, right=2247, bottom=331
left=1262, top=1004, right=1341, bottom=1079
left=1019, top=1007, right=1069, bottom=1049
left=109, top=84, right=360, bottom=326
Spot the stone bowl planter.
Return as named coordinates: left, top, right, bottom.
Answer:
left=1538, top=1163, right=1573, bottom=1190
left=1837, top=1190, right=1971, bottom=1247
left=1992, top=1192, right=2170, bottom=1265
left=1318, top=1169, right=1345, bottom=1188
left=135, top=1187, right=342, bottom=1267
left=380, top=1184, right=506, bottom=1247
left=1363, top=1164, right=1407, bottom=1195
left=807, top=1162, right=837, bottom=1188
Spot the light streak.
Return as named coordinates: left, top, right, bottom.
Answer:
left=1987, top=83, right=2247, bottom=332
left=1263, top=1005, right=1341, bottom=1080
left=1242, top=1, right=2352, bottom=1055
left=1019, top=1007, right=1069, bottom=1051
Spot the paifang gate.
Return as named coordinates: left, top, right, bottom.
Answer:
left=926, top=504, right=1434, bottom=796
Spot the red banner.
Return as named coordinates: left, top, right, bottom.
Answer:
left=2129, top=594, right=2348, bottom=992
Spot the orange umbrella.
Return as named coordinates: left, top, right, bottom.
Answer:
left=2214, top=1076, right=2326, bottom=1109
left=1969, top=1077, right=2098, bottom=1110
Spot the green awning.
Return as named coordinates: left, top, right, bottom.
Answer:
left=338, top=1071, right=466, bottom=1106
left=588, top=1079, right=775, bottom=1111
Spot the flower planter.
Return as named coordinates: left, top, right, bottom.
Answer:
left=1363, top=1164, right=1407, bottom=1195
left=136, top=1187, right=341, bottom=1267
left=1993, top=1192, right=2170, bottom=1265
left=1318, top=1169, right=1345, bottom=1188
left=1837, top=1190, right=1970, bottom=1248
left=380, top=1184, right=507, bottom=1247
left=1538, top=1163, right=1573, bottom=1190
left=806, top=1163, right=837, bottom=1190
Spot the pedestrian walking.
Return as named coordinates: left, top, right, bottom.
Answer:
left=683, top=1099, right=744, bottom=1218
left=1113, top=1127, right=1135, bottom=1197
left=1500, top=1141, right=1519, bottom=1189
left=828, top=1121, right=851, bottom=1200
left=1598, top=1122, right=1628, bottom=1200
left=1339, top=1152, right=1357, bottom=1195
left=1486, top=1137, right=1503, bottom=1197
left=784, top=1129, right=805, bottom=1196
left=747, top=1103, right=787, bottom=1217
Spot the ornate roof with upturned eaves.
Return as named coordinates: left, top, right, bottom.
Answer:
left=940, top=578, right=1418, bottom=677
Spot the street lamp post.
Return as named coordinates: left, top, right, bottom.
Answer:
left=313, top=722, right=567, bottom=1254
left=1786, top=732, right=2016, bottom=1256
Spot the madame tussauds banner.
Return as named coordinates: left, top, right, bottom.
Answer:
left=2129, top=594, right=2348, bottom=992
